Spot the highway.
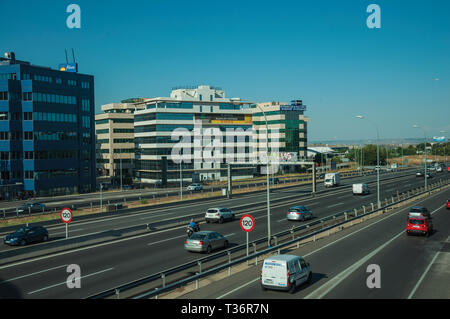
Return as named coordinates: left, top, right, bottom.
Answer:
left=0, top=169, right=428, bottom=252
left=176, top=188, right=450, bottom=299
left=0, top=170, right=447, bottom=298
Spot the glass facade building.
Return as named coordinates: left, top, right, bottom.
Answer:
left=133, top=85, right=255, bottom=184
left=0, top=53, right=95, bottom=199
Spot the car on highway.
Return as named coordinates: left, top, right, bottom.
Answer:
left=204, top=208, right=235, bottom=223
left=260, top=254, right=312, bottom=293
left=416, top=171, right=424, bottom=177
left=406, top=216, right=433, bottom=236
left=287, top=206, right=313, bottom=221
left=435, top=166, right=442, bottom=172
left=16, top=202, right=46, bottom=214
left=446, top=199, right=450, bottom=209
left=318, top=173, right=325, bottom=179
left=4, top=226, right=49, bottom=246
left=184, top=231, right=229, bottom=254
left=352, top=183, right=369, bottom=195
left=408, top=206, right=431, bottom=219
left=187, top=183, right=203, bottom=191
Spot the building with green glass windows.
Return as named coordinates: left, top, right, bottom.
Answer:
left=252, top=100, right=309, bottom=173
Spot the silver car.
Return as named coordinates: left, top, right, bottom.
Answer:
left=184, top=231, right=229, bottom=254
left=205, top=208, right=235, bottom=223
left=287, top=206, right=313, bottom=221
left=187, top=183, right=203, bottom=191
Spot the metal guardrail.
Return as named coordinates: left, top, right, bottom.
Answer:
left=87, top=175, right=449, bottom=299
left=1, top=167, right=416, bottom=220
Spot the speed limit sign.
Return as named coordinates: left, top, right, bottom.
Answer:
left=60, top=208, right=73, bottom=224
left=240, top=214, right=255, bottom=232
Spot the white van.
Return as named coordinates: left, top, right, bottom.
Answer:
left=260, top=254, right=312, bottom=293
left=352, top=183, right=369, bottom=195
left=324, top=173, right=340, bottom=187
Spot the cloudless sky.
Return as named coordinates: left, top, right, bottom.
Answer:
left=1, top=0, right=449, bottom=141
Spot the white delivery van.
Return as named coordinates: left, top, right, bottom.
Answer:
left=260, top=254, right=312, bottom=293
left=324, top=173, right=340, bottom=187
left=352, top=183, right=369, bottom=195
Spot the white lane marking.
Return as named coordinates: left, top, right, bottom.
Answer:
left=407, top=251, right=441, bottom=299
left=27, top=267, right=114, bottom=295
left=327, top=202, right=344, bottom=208
left=304, top=205, right=444, bottom=299
left=254, top=215, right=267, bottom=220
left=304, top=231, right=405, bottom=299
left=216, top=195, right=446, bottom=299
left=0, top=265, right=67, bottom=285
left=224, top=233, right=236, bottom=237
left=147, top=234, right=187, bottom=246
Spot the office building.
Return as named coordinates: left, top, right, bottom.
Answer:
left=95, top=101, right=145, bottom=184
left=0, top=52, right=95, bottom=198
left=133, top=85, right=255, bottom=184
left=252, top=100, right=309, bottom=173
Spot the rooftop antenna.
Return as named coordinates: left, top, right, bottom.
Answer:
left=65, top=49, right=68, bottom=64
left=71, top=48, right=76, bottom=64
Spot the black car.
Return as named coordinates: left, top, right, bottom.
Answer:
left=318, top=173, right=325, bottom=179
left=4, top=226, right=49, bottom=246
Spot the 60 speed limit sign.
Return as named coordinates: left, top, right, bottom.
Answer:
left=60, top=208, right=73, bottom=224
left=240, top=214, right=255, bottom=232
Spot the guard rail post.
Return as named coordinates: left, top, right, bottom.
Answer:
left=371, top=203, right=374, bottom=211
left=115, top=289, right=120, bottom=299
left=363, top=206, right=366, bottom=214
left=228, top=251, right=231, bottom=276
left=253, top=243, right=258, bottom=265
left=161, top=273, right=166, bottom=288
left=354, top=208, right=358, bottom=217
left=198, top=261, right=202, bottom=274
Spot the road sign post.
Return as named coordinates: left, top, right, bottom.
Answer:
left=240, top=214, right=255, bottom=264
left=60, top=208, right=73, bottom=239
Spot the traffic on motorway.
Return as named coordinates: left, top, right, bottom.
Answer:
left=0, top=166, right=448, bottom=299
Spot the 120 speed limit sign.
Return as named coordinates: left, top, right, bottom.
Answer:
left=240, top=214, right=255, bottom=232
left=60, top=208, right=73, bottom=224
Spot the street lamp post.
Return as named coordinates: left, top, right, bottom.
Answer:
left=100, top=183, right=103, bottom=213
left=256, top=104, right=271, bottom=247
left=413, top=125, right=427, bottom=191
left=180, top=162, right=183, bottom=201
left=356, top=115, right=380, bottom=208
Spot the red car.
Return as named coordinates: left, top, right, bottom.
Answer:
left=406, top=217, right=433, bottom=236
left=446, top=199, right=450, bottom=209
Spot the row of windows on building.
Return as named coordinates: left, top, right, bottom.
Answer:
left=96, top=138, right=134, bottom=144
left=0, top=131, right=93, bottom=142
left=144, top=103, right=245, bottom=110
left=0, top=131, right=77, bottom=141
left=95, top=118, right=134, bottom=124
left=31, top=92, right=78, bottom=105
left=134, top=125, right=252, bottom=133
left=96, top=128, right=134, bottom=134
left=134, top=113, right=194, bottom=122
left=0, top=111, right=81, bottom=123
left=135, top=136, right=252, bottom=144
left=19, top=73, right=91, bottom=89
left=0, top=150, right=79, bottom=160
left=135, top=146, right=252, bottom=156
left=97, top=148, right=135, bottom=154
left=0, top=168, right=92, bottom=181
left=0, top=73, right=17, bottom=80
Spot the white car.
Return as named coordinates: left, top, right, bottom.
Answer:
left=261, top=254, right=312, bottom=293
left=205, top=208, right=235, bottom=223
left=187, top=183, right=203, bottom=191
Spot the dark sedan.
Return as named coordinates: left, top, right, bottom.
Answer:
left=4, top=226, right=49, bottom=246
left=17, top=202, right=46, bottom=214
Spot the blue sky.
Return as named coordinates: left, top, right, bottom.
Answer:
left=1, top=0, right=449, bottom=141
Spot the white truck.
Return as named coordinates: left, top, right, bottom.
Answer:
left=324, top=173, right=340, bottom=187
left=352, top=183, right=369, bottom=195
